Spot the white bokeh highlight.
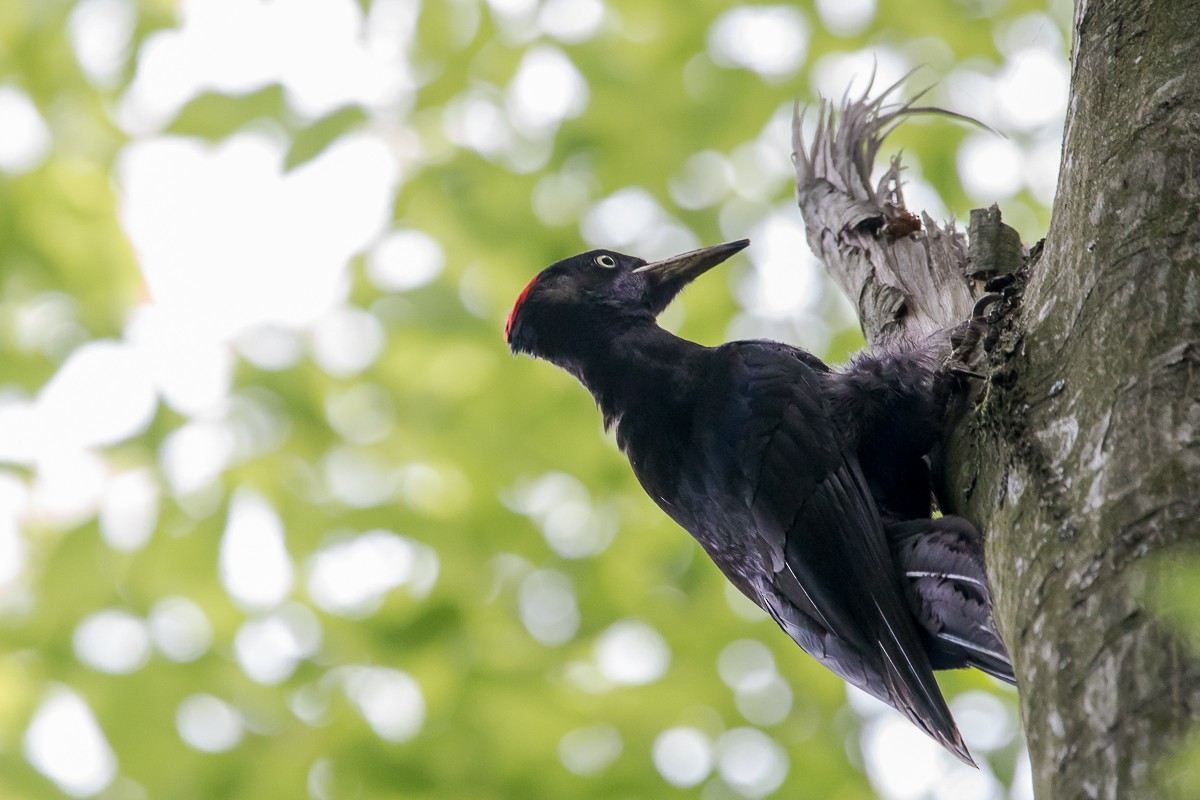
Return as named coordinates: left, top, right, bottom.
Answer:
left=41, top=341, right=157, bottom=448
left=653, top=726, right=714, bottom=788
left=507, top=45, right=589, bottom=137
left=341, top=666, right=425, bottom=743
left=809, top=47, right=910, bottom=100
left=957, top=134, right=1024, bottom=200
left=149, top=596, right=213, bottom=662
left=717, top=639, right=794, bottom=726
left=539, top=0, right=605, bottom=43
left=68, top=0, right=136, bottom=87
left=30, top=450, right=109, bottom=528
left=120, top=132, right=398, bottom=341
left=815, top=0, right=876, bottom=36
left=444, top=89, right=514, bottom=160
left=219, top=489, right=294, bottom=611
left=367, top=229, right=446, bottom=292
left=594, top=619, right=670, bottom=686
left=233, top=605, right=322, bottom=685
left=0, top=504, right=26, bottom=593
left=159, top=420, right=236, bottom=496
left=735, top=675, right=793, bottom=727
left=669, top=150, right=735, bottom=211
left=73, top=609, right=152, bottom=674
left=863, top=714, right=940, bottom=799
left=99, top=469, right=159, bottom=551
left=325, top=383, right=395, bottom=445
left=951, top=691, right=1018, bottom=753
left=737, top=211, right=820, bottom=319
left=0, top=85, right=51, bottom=173
left=505, top=472, right=616, bottom=559
left=716, top=727, right=789, bottom=798
left=323, top=447, right=396, bottom=508
left=306, top=529, right=439, bottom=616
left=118, top=0, right=418, bottom=130
left=177, top=694, right=243, bottom=753
left=532, top=168, right=592, bottom=226
left=861, top=709, right=1005, bottom=800
left=23, top=689, right=118, bottom=797
left=581, top=187, right=665, bottom=250
left=14, top=293, right=86, bottom=360
left=0, top=341, right=156, bottom=465
left=718, top=639, right=775, bottom=689
left=125, top=305, right=234, bottom=417
left=558, top=724, right=622, bottom=775
left=236, top=326, right=303, bottom=371
left=995, top=47, right=1070, bottom=132
left=708, top=6, right=809, bottom=79
left=518, top=568, right=580, bottom=646
left=311, top=306, right=385, bottom=377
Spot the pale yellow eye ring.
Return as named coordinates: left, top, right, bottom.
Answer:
left=595, top=254, right=617, bottom=269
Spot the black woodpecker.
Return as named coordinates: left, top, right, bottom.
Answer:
left=505, top=240, right=1013, bottom=765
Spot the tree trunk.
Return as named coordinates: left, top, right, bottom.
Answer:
left=793, top=2, right=1200, bottom=797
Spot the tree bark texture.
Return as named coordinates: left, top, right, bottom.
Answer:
left=793, top=2, right=1200, bottom=797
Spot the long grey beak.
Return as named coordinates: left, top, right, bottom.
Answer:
left=634, top=239, right=750, bottom=316
left=633, top=239, right=751, bottom=283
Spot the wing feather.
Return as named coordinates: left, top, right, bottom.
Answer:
left=728, top=342, right=973, bottom=764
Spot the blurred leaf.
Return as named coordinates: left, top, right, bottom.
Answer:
left=167, top=85, right=288, bottom=141
left=285, top=104, right=368, bottom=172
left=1147, top=554, right=1200, bottom=649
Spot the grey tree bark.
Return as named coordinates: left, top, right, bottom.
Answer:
left=793, top=2, right=1200, bottom=798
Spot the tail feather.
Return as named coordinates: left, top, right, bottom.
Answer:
left=873, top=599, right=976, bottom=766
left=944, top=632, right=1016, bottom=685
left=887, top=515, right=1016, bottom=686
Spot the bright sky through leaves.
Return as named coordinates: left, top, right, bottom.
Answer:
left=0, top=0, right=1066, bottom=796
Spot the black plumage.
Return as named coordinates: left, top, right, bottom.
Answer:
left=506, top=241, right=1013, bottom=765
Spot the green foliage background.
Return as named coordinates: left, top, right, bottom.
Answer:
left=0, top=0, right=1064, bottom=797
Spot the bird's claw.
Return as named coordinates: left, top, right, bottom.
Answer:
left=945, top=364, right=985, bottom=380
left=935, top=317, right=989, bottom=401
left=971, top=292, right=1003, bottom=318
left=947, top=319, right=986, bottom=372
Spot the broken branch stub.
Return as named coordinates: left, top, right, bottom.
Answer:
left=968, top=205, right=1025, bottom=279
left=793, top=81, right=983, bottom=350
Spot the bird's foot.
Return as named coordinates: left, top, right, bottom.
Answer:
left=938, top=318, right=988, bottom=388
left=936, top=251, right=1032, bottom=388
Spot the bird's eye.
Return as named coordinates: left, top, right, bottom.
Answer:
left=595, top=254, right=617, bottom=269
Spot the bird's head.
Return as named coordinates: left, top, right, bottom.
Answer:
left=505, top=239, right=749, bottom=360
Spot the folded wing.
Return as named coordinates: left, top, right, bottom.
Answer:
left=728, top=342, right=973, bottom=765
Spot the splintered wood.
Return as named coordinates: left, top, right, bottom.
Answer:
left=792, top=78, right=983, bottom=350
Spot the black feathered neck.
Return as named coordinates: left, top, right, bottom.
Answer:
left=561, top=321, right=706, bottom=432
